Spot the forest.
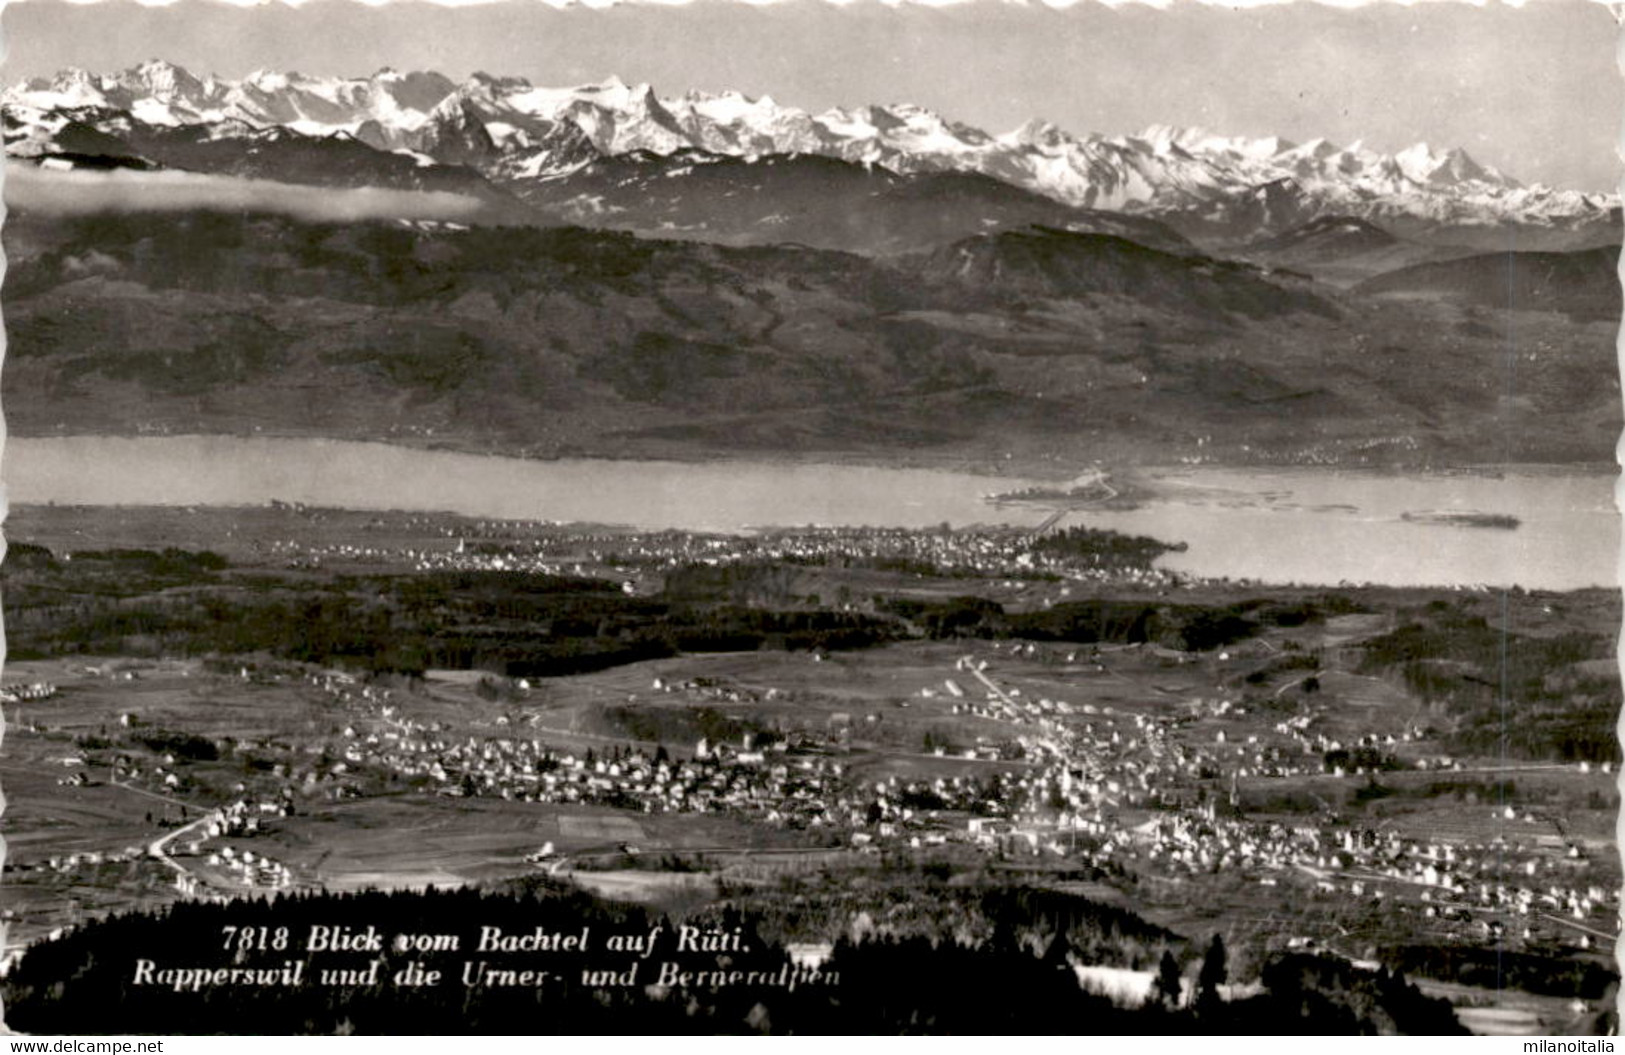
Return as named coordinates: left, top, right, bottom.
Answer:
left=1357, top=601, right=1621, bottom=762
left=1, top=878, right=1468, bottom=1035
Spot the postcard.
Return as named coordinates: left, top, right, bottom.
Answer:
left=0, top=0, right=1617, bottom=1035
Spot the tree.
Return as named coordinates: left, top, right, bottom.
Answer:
left=1153, top=949, right=1184, bottom=1009
left=1197, top=933, right=1228, bottom=1011
left=1041, top=933, right=1072, bottom=973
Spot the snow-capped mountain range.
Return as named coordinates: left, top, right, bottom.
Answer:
left=7, top=60, right=1617, bottom=236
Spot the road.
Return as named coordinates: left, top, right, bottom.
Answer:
left=146, top=808, right=217, bottom=886
left=108, top=778, right=235, bottom=896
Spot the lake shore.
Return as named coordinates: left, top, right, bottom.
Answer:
left=7, top=424, right=1616, bottom=485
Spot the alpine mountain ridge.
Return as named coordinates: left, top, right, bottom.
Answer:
left=6, top=61, right=1617, bottom=244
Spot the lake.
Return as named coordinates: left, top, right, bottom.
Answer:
left=1, top=435, right=1616, bottom=590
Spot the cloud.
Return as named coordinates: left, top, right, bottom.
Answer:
left=4, top=164, right=486, bottom=223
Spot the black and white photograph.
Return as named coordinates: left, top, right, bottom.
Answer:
left=0, top=0, right=1618, bottom=1035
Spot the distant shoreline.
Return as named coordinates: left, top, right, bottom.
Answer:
left=4, top=428, right=1615, bottom=487
left=1401, top=511, right=1523, bottom=531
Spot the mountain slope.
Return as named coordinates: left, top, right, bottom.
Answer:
left=915, top=227, right=1330, bottom=319
left=4, top=103, right=527, bottom=215
left=1239, top=216, right=1480, bottom=287
left=520, top=151, right=1195, bottom=255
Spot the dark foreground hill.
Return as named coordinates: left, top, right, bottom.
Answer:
left=1358, top=245, right=1621, bottom=321
left=4, top=208, right=1617, bottom=467
left=1, top=876, right=1468, bottom=1034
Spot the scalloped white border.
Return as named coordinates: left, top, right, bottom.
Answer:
left=2, top=0, right=12, bottom=1030
left=0, top=0, right=1602, bottom=9
left=0, top=0, right=1617, bottom=1036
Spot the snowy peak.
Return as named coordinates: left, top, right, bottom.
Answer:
left=241, top=68, right=299, bottom=94
left=1392, top=142, right=1507, bottom=188
left=119, top=59, right=205, bottom=99
left=1127, top=126, right=1516, bottom=191
left=19, top=67, right=112, bottom=110
left=1005, top=119, right=1069, bottom=151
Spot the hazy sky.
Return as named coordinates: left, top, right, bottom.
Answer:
left=3, top=0, right=1618, bottom=191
